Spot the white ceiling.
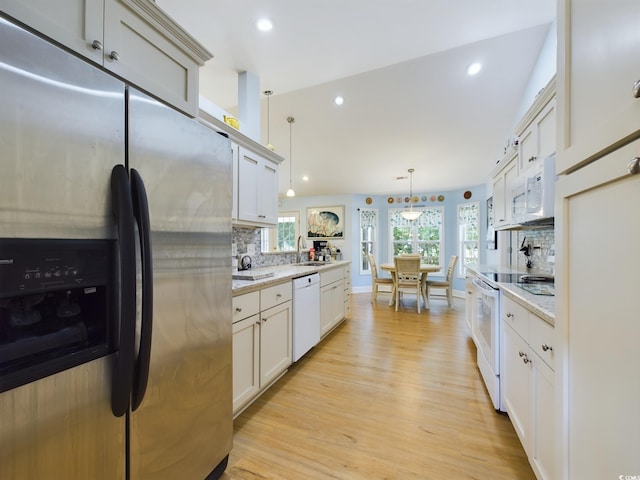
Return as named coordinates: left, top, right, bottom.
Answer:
left=157, top=0, right=556, bottom=197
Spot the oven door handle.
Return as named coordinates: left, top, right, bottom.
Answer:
left=130, top=169, right=153, bottom=412
left=110, top=165, right=136, bottom=417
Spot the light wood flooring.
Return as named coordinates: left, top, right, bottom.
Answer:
left=222, top=293, right=535, bottom=480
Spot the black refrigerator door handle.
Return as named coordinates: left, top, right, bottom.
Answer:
left=110, top=165, right=136, bottom=417
left=130, top=169, right=153, bottom=411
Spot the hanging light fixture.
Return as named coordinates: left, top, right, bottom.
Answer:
left=400, top=168, right=422, bottom=221
left=264, top=90, right=275, bottom=151
left=286, top=116, right=295, bottom=197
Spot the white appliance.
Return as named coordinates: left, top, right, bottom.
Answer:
left=473, top=278, right=503, bottom=411
left=511, top=155, right=557, bottom=226
left=0, top=17, right=232, bottom=480
left=292, top=273, right=320, bottom=361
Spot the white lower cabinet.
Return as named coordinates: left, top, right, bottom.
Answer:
left=501, top=295, right=555, bottom=480
left=320, top=267, right=345, bottom=338
left=232, top=282, right=292, bottom=416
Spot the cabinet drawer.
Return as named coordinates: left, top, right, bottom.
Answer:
left=321, top=267, right=343, bottom=286
left=501, top=295, right=529, bottom=339
left=529, top=315, right=555, bottom=370
left=232, top=291, right=260, bottom=323
left=260, top=281, right=292, bottom=311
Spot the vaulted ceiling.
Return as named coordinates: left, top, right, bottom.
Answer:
left=158, top=0, right=556, bottom=196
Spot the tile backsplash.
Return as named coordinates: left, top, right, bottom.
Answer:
left=232, top=226, right=301, bottom=268
left=515, top=228, right=555, bottom=274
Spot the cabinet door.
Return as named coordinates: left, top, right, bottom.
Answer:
left=103, top=0, right=200, bottom=116
left=320, top=280, right=344, bottom=337
left=492, top=158, right=517, bottom=228
left=556, top=140, right=640, bottom=479
left=237, top=147, right=279, bottom=226
left=519, top=98, right=556, bottom=174
left=501, top=321, right=530, bottom=451
left=530, top=352, right=555, bottom=480
left=232, top=314, right=260, bottom=414
left=259, top=301, right=292, bottom=387
left=558, top=0, right=640, bottom=172
left=0, top=0, right=103, bottom=63
left=258, top=157, right=279, bottom=225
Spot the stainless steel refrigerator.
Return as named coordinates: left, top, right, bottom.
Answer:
left=0, top=14, right=232, bottom=480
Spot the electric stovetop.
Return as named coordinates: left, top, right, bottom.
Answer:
left=479, top=272, right=555, bottom=296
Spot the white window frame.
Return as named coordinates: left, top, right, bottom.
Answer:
left=359, top=208, right=378, bottom=275
left=388, top=207, right=444, bottom=274
left=261, top=211, right=300, bottom=252
left=457, top=202, right=480, bottom=278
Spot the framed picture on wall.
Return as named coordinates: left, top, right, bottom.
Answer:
left=486, top=197, right=497, bottom=250
left=306, top=205, right=345, bottom=239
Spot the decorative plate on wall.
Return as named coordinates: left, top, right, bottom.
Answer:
left=397, top=197, right=403, bottom=203
left=365, top=197, right=373, bottom=204
left=412, top=196, right=419, bottom=203
left=388, top=197, right=394, bottom=203
left=430, top=195, right=436, bottom=202
left=421, top=196, right=427, bottom=201
left=404, top=196, right=410, bottom=203
left=464, top=191, right=472, bottom=199
left=438, top=195, right=445, bottom=201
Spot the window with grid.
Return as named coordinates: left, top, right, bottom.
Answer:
left=388, top=207, right=444, bottom=272
left=457, top=202, right=479, bottom=277
left=359, top=208, right=377, bottom=274
left=261, top=211, right=300, bottom=252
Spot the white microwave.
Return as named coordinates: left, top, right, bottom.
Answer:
left=511, top=155, right=556, bottom=226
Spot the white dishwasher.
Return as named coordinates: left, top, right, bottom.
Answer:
left=292, top=273, right=320, bottom=361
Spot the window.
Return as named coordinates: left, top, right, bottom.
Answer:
left=388, top=207, right=444, bottom=271
left=359, top=208, right=378, bottom=274
left=261, top=211, right=300, bottom=252
left=457, top=202, right=479, bottom=277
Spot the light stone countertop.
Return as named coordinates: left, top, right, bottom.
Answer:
left=467, top=264, right=555, bottom=326
left=232, top=260, right=350, bottom=296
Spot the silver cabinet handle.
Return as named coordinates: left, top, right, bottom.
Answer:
left=235, top=307, right=242, bottom=312
left=522, top=355, right=531, bottom=364
left=518, top=351, right=525, bottom=357
left=276, top=293, right=282, bottom=298
left=109, top=51, right=120, bottom=61
left=542, top=344, right=553, bottom=352
left=506, top=312, right=514, bottom=318
left=528, top=156, right=537, bottom=163
left=91, top=40, right=103, bottom=50
left=633, top=79, right=640, bottom=99
left=628, top=157, right=640, bottom=175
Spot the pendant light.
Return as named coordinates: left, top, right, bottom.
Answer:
left=286, top=116, right=295, bottom=197
left=400, top=168, right=421, bottom=221
left=264, top=90, right=275, bottom=151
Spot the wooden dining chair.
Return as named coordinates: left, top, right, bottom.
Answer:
left=367, top=254, right=394, bottom=304
left=393, top=255, right=422, bottom=313
left=425, top=255, right=458, bottom=307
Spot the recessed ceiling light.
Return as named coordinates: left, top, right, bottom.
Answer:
left=302, top=175, right=309, bottom=182
left=334, top=96, right=344, bottom=106
left=467, top=62, right=482, bottom=76
left=256, top=18, right=273, bottom=32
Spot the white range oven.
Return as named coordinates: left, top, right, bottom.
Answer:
left=473, top=276, right=503, bottom=411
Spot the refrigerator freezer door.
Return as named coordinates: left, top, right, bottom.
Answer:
left=0, top=17, right=126, bottom=479
left=127, top=89, right=233, bottom=479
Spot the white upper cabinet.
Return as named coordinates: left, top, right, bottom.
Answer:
left=237, top=146, right=279, bottom=226
left=557, top=0, right=640, bottom=173
left=0, top=0, right=211, bottom=116
left=516, top=80, right=556, bottom=175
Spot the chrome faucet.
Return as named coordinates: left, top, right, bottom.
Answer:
left=296, top=235, right=306, bottom=263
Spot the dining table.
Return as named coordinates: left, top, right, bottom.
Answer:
left=379, top=262, right=441, bottom=308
